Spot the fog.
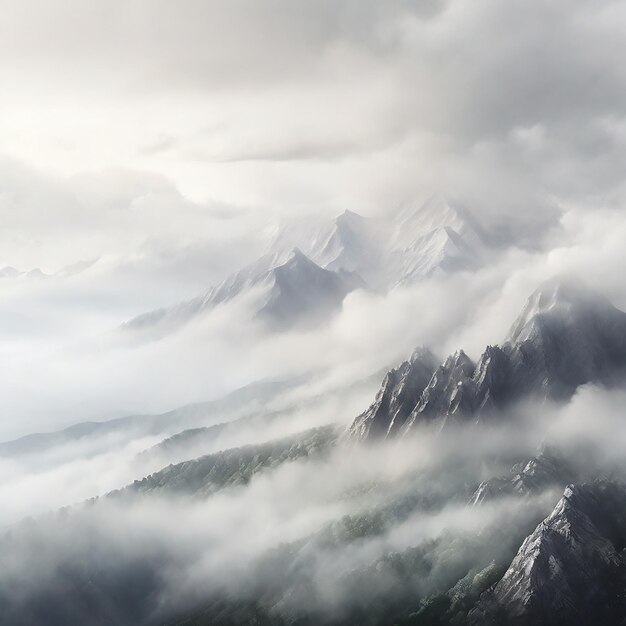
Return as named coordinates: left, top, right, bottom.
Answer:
left=2, top=197, right=626, bottom=440
left=3, top=385, right=625, bottom=623
left=1, top=1, right=626, bottom=623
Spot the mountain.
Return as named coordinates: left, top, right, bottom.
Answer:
left=269, top=209, right=385, bottom=288
left=123, top=248, right=361, bottom=335
left=390, top=195, right=485, bottom=252
left=139, top=369, right=382, bottom=470
left=307, top=210, right=381, bottom=274
left=350, top=277, right=626, bottom=440
left=0, top=379, right=297, bottom=460
left=269, top=196, right=489, bottom=290
left=0, top=265, right=49, bottom=279
left=347, top=347, right=439, bottom=441
left=469, top=448, right=576, bottom=506
left=122, top=196, right=489, bottom=339
left=257, top=248, right=362, bottom=327
left=389, top=194, right=488, bottom=285
left=115, top=425, right=338, bottom=499
left=471, top=481, right=626, bottom=625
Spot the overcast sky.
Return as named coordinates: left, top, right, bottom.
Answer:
left=2, top=0, right=626, bottom=231
left=1, top=0, right=626, bottom=437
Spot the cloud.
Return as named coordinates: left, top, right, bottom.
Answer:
left=0, top=0, right=624, bottom=224
left=0, top=417, right=556, bottom=620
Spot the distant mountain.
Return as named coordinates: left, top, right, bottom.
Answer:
left=139, top=369, right=382, bottom=469
left=269, top=209, right=382, bottom=282
left=121, top=195, right=489, bottom=338
left=388, top=194, right=488, bottom=285
left=471, top=480, right=626, bottom=625
left=269, top=195, right=489, bottom=290
left=349, top=277, right=626, bottom=440
left=0, top=379, right=297, bottom=459
left=307, top=209, right=382, bottom=274
left=123, top=248, right=362, bottom=335
left=0, top=265, right=49, bottom=279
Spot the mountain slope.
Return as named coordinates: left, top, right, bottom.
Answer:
left=349, top=277, right=626, bottom=439
left=347, top=347, right=439, bottom=442
left=389, top=195, right=488, bottom=285
left=307, top=210, right=380, bottom=274
left=122, top=196, right=489, bottom=340
left=115, top=425, right=338, bottom=498
left=123, top=248, right=361, bottom=335
left=0, top=379, right=296, bottom=459
left=269, top=209, right=386, bottom=288
left=470, top=481, right=626, bottom=625
left=268, top=196, right=489, bottom=290
left=469, top=449, right=576, bottom=506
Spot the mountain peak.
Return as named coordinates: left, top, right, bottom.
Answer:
left=409, top=345, right=439, bottom=366
left=277, top=248, right=329, bottom=277
left=337, top=208, right=364, bottom=220
left=420, top=192, right=456, bottom=215
left=287, top=246, right=307, bottom=261
left=526, top=274, right=602, bottom=308
left=349, top=276, right=626, bottom=440
left=394, top=194, right=466, bottom=235
left=506, top=275, right=614, bottom=345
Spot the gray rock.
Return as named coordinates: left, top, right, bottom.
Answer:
left=470, top=451, right=576, bottom=506
left=349, top=277, right=626, bottom=440
left=347, top=346, right=439, bottom=441
left=470, top=480, right=626, bottom=625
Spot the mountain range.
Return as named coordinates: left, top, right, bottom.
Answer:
left=349, top=276, right=626, bottom=441
left=5, top=276, right=626, bottom=625
left=122, top=195, right=489, bottom=337
left=122, top=247, right=362, bottom=335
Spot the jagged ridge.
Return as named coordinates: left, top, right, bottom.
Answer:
left=471, top=480, right=626, bottom=625
left=350, top=277, right=626, bottom=441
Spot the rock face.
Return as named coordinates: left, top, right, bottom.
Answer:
left=347, top=347, right=439, bottom=441
left=504, top=276, right=626, bottom=400
left=349, top=277, right=626, bottom=440
left=257, top=248, right=361, bottom=328
left=471, top=481, right=626, bottom=625
left=470, top=450, right=576, bottom=506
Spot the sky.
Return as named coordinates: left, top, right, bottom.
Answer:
left=2, top=0, right=626, bottom=220
left=1, top=0, right=626, bottom=437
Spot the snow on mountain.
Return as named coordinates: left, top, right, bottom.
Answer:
left=123, top=248, right=361, bottom=335
left=307, top=209, right=381, bottom=273
left=388, top=195, right=488, bottom=285
left=123, top=194, right=488, bottom=338
left=469, top=449, right=576, bottom=506
left=268, top=195, right=489, bottom=289
left=470, top=481, right=626, bottom=625
left=268, top=209, right=385, bottom=287
left=390, top=194, right=485, bottom=251
left=349, top=277, right=626, bottom=441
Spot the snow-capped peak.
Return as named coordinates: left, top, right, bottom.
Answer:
left=392, top=194, right=479, bottom=245
left=506, top=275, right=613, bottom=345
